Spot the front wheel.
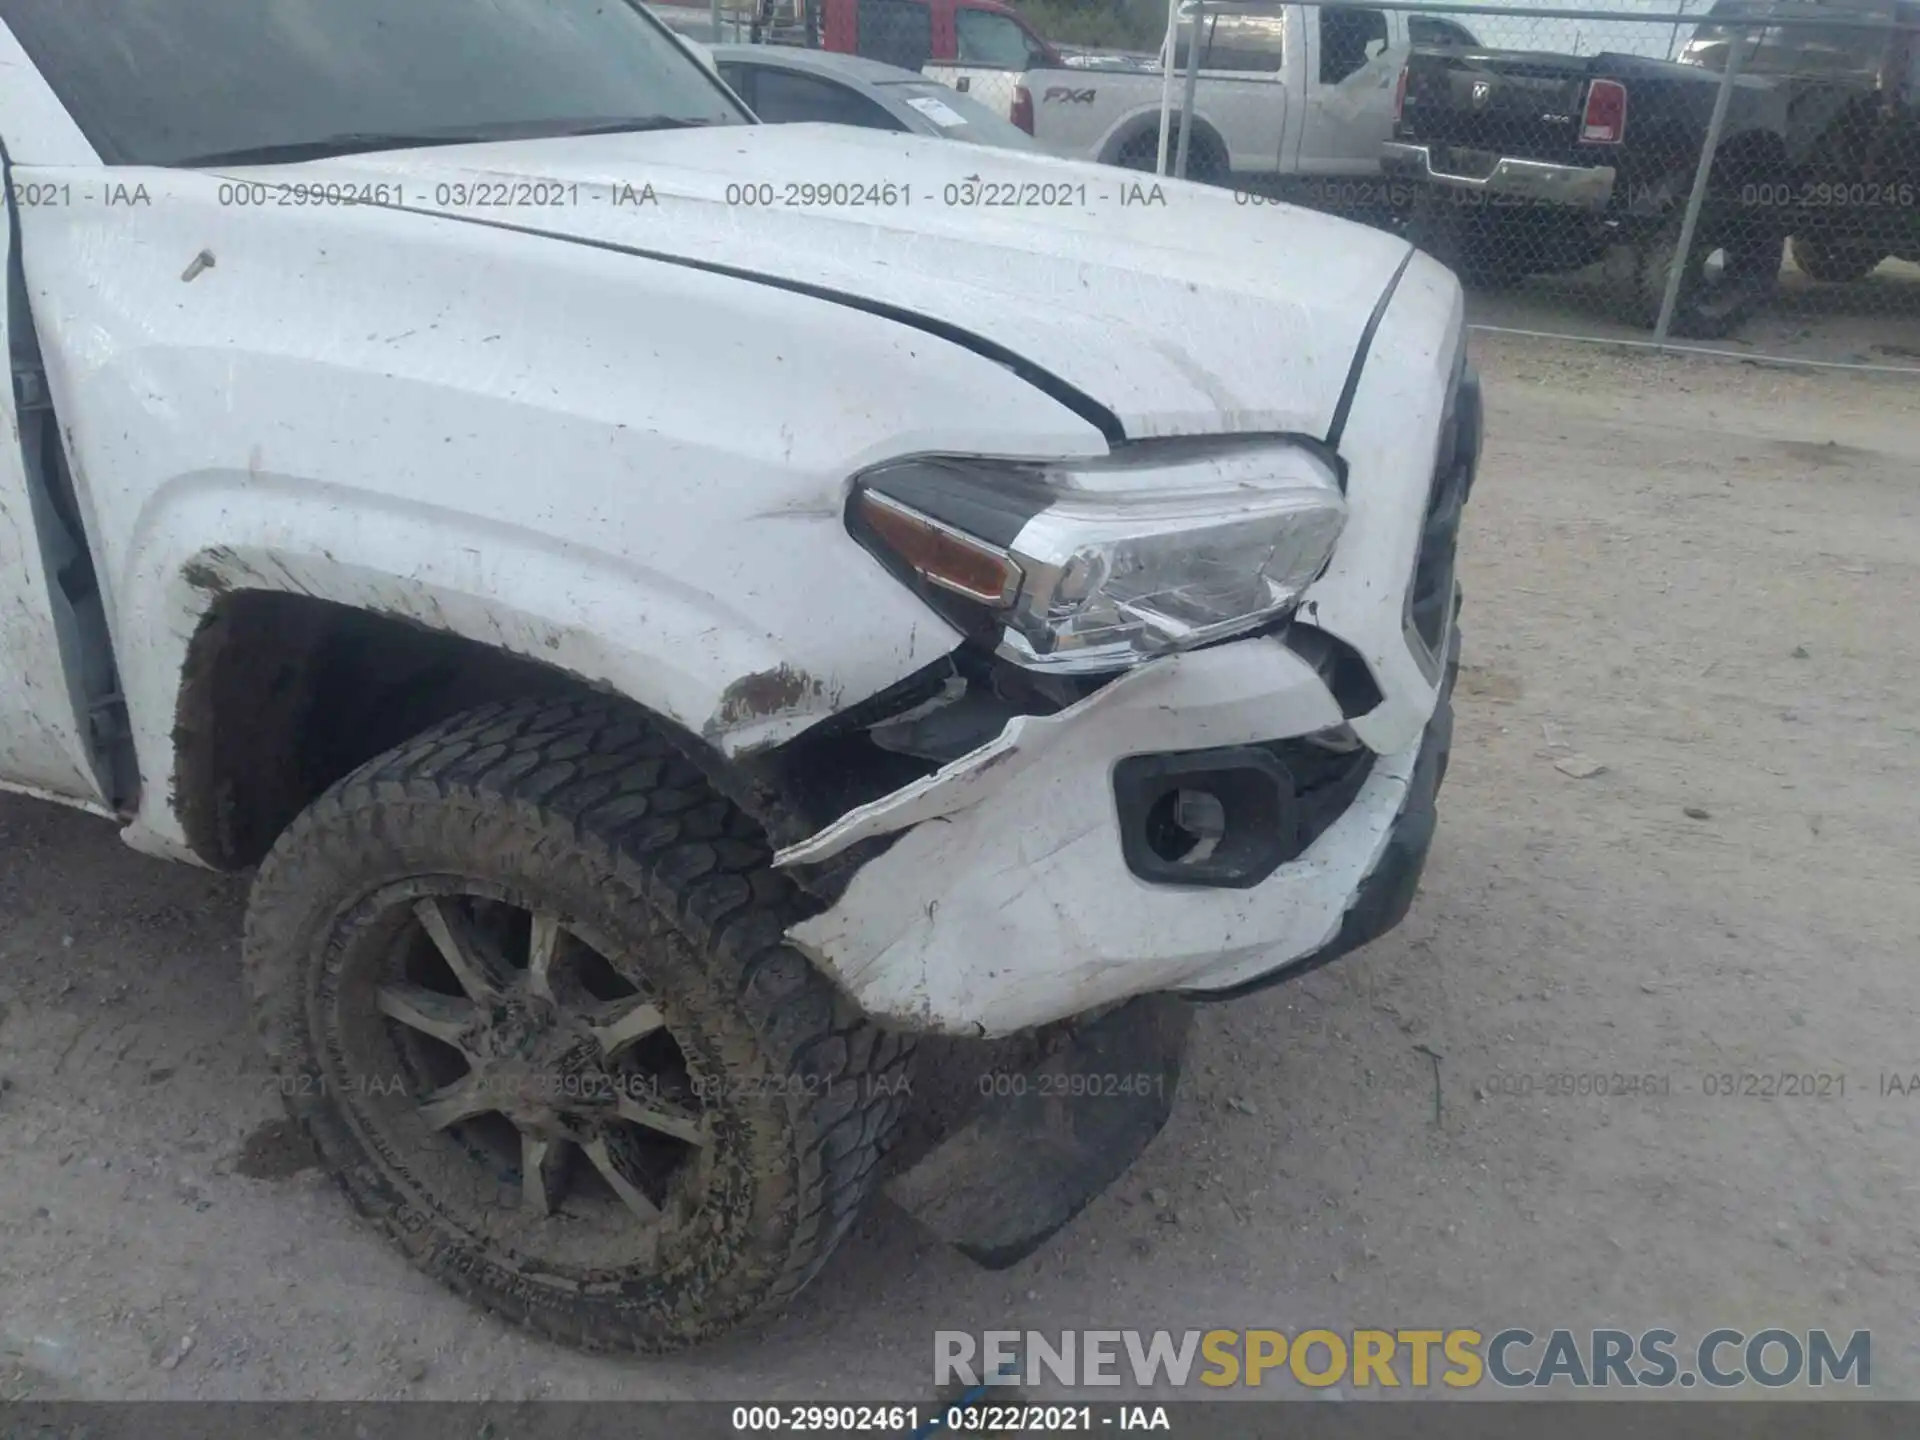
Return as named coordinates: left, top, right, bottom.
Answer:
left=244, top=697, right=913, bottom=1352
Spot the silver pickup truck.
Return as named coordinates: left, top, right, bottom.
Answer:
left=1018, top=1, right=1477, bottom=196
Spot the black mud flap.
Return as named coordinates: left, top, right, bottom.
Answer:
left=886, top=993, right=1192, bottom=1269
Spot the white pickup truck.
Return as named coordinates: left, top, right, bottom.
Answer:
left=0, top=0, right=1473, bottom=1352
left=1020, top=1, right=1478, bottom=197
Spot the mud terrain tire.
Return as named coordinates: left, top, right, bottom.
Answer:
left=244, top=696, right=912, bottom=1352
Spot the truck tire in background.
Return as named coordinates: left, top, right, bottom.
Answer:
left=1112, top=120, right=1229, bottom=185
left=1789, top=235, right=1884, bottom=284
left=1634, top=210, right=1781, bottom=340
left=243, top=696, right=913, bottom=1352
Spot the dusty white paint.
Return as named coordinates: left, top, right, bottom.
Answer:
left=786, top=261, right=1462, bottom=1035
left=1302, top=249, right=1465, bottom=757
left=12, top=147, right=1141, bottom=857
left=0, top=778, right=114, bottom=818
left=202, top=127, right=1409, bottom=441
left=2, top=119, right=1417, bottom=862
left=0, top=31, right=1457, bottom=1036
left=0, top=172, right=107, bottom=806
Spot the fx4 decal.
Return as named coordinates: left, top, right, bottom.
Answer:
left=1044, top=87, right=1097, bottom=103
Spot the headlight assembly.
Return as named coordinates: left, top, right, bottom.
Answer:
left=848, top=441, right=1346, bottom=674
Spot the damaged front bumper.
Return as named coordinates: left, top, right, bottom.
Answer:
left=779, top=626, right=1457, bottom=1035
left=882, top=665, right=1455, bottom=1267
left=767, top=254, right=1472, bottom=1268
left=775, top=263, right=1476, bottom=1038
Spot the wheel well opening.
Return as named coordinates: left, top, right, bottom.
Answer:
left=168, top=594, right=1085, bottom=898
left=1109, top=115, right=1225, bottom=169
left=171, top=592, right=581, bottom=868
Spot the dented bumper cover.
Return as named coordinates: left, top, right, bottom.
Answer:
left=882, top=675, right=1455, bottom=1266
left=777, top=255, right=1476, bottom=1038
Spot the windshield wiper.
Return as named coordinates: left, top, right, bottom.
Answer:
left=176, top=117, right=717, bottom=168
left=537, top=116, right=716, bottom=137
left=175, top=132, right=507, bottom=167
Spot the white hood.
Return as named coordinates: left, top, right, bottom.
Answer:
left=217, top=123, right=1414, bottom=441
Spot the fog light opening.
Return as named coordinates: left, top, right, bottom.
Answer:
left=1144, top=787, right=1228, bottom=866
left=1114, top=747, right=1298, bottom=889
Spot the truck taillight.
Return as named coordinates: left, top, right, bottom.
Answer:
left=1011, top=83, right=1034, bottom=135
left=1392, top=64, right=1408, bottom=124
left=1581, top=77, right=1626, bottom=144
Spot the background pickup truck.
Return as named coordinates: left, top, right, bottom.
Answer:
left=651, top=0, right=1062, bottom=119
left=1017, top=0, right=1479, bottom=199
left=1384, top=0, right=1920, bottom=337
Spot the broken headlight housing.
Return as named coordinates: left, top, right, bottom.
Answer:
left=848, top=440, right=1346, bottom=674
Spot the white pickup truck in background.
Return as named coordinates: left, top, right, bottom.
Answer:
left=1018, top=1, right=1478, bottom=202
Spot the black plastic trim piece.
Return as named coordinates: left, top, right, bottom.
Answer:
left=362, top=200, right=1130, bottom=445
left=856, top=461, right=1052, bottom=552
left=887, top=993, right=1191, bottom=1269
left=1113, top=747, right=1299, bottom=890
left=1324, top=244, right=1417, bottom=456
left=1456, top=362, right=1484, bottom=504
left=1183, top=635, right=1458, bottom=1004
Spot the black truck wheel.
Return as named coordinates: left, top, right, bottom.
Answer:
left=244, top=696, right=912, bottom=1352
left=1636, top=212, right=1780, bottom=339
left=1409, top=190, right=1530, bottom=290
left=1789, top=236, right=1883, bottom=284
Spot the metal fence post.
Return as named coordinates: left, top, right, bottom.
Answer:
left=1156, top=0, right=1182, bottom=174
left=1175, top=2, right=1205, bottom=178
left=1652, top=19, right=1749, bottom=344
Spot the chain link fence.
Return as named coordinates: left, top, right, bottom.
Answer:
left=653, top=0, right=1920, bottom=370
left=1374, top=0, right=1920, bottom=368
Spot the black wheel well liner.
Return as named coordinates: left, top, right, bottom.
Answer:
left=169, top=590, right=935, bottom=885
left=172, top=591, right=579, bottom=868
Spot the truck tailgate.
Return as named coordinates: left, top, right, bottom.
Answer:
left=1400, top=50, right=1594, bottom=163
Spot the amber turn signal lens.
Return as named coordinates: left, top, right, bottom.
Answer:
left=854, top=491, right=1022, bottom=606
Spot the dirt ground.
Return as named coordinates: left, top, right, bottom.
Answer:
left=1472, top=256, right=1920, bottom=370
left=2, top=331, right=1918, bottom=1403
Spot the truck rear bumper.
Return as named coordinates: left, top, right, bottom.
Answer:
left=1383, top=140, right=1615, bottom=211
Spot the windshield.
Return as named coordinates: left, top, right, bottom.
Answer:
left=0, top=0, right=749, bottom=167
